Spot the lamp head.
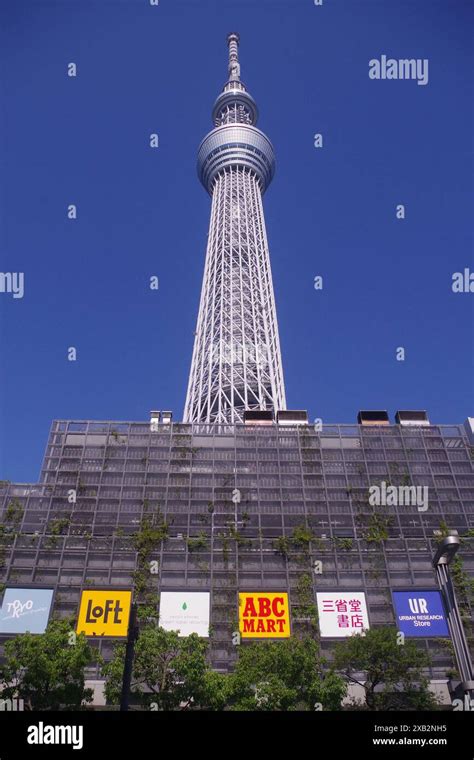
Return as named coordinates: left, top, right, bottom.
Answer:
left=432, top=534, right=461, bottom=566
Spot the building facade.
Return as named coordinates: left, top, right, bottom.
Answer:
left=1, top=414, right=473, bottom=698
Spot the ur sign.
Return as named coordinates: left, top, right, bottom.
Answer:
left=316, top=592, right=369, bottom=638
left=392, top=591, right=449, bottom=638
left=239, top=592, right=290, bottom=638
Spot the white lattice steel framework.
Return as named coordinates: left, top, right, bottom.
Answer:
left=184, top=34, right=286, bottom=424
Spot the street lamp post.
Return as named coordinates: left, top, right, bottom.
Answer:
left=432, top=534, right=474, bottom=709
left=120, top=603, right=138, bottom=712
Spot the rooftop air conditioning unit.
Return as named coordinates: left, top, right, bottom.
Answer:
left=276, top=410, right=308, bottom=426
left=357, top=410, right=390, bottom=426
left=150, top=410, right=160, bottom=431
left=243, top=410, right=274, bottom=425
left=395, top=410, right=430, bottom=426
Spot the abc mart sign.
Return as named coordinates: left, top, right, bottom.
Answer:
left=239, top=592, right=290, bottom=638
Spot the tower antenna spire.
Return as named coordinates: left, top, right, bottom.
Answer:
left=227, top=32, right=241, bottom=81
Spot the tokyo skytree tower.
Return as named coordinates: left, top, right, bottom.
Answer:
left=183, top=33, right=287, bottom=424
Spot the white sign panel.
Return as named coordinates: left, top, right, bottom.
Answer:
left=316, top=592, right=369, bottom=638
left=159, top=592, right=210, bottom=637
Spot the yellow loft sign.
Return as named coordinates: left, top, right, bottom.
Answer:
left=76, top=590, right=132, bottom=637
left=239, top=592, right=290, bottom=638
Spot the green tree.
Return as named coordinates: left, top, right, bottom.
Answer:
left=0, top=619, right=95, bottom=710
left=102, top=625, right=222, bottom=710
left=333, top=627, right=439, bottom=710
left=227, top=638, right=346, bottom=711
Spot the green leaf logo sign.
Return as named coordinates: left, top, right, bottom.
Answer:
left=182, top=602, right=187, bottom=611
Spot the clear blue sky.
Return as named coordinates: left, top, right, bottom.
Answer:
left=0, top=0, right=473, bottom=482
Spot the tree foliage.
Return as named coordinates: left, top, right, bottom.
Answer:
left=333, top=627, right=439, bottom=710
left=103, top=627, right=345, bottom=711
left=102, top=625, right=221, bottom=710
left=0, top=618, right=95, bottom=710
left=226, top=637, right=346, bottom=711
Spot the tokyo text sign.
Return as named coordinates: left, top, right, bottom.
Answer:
left=239, top=592, right=290, bottom=638
left=393, top=590, right=449, bottom=638
left=0, top=588, right=54, bottom=634
left=76, top=590, right=132, bottom=637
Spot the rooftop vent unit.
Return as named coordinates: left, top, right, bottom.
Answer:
left=276, top=410, right=308, bottom=426
left=357, top=410, right=390, bottom=426
left=395, top=410, right=430, bottom=427
left=161, top=411, right=173, bottom=425
left=150, top=410, right=160, bottom=431
left=243, top=410, right=274, bottom=425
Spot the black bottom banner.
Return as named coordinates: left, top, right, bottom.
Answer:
left=0, top=710, right=472, bottom=758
